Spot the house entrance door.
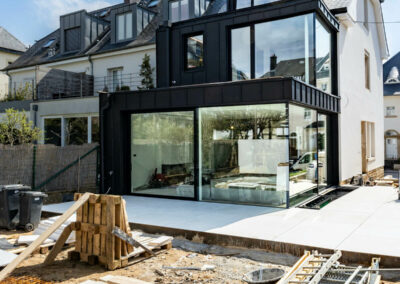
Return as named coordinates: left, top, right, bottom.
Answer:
left=386, top=138, right=398, bottom=159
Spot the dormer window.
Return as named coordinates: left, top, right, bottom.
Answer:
left=137, top=8, right=155, bottom=35
left=117, top=12, right=133, bottom=41
left=43, top=39, right=55, bottom=48
left=65, top=28, right=80, bottom=52
left=169, top=0, right=189, bottom=23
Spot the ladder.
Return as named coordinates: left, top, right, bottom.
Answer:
left=277, top=251, right=380, bottom=284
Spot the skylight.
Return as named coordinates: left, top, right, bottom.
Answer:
left=43, top=39, right=55, bottom=48
left=148, top=0, right=159, bottom=8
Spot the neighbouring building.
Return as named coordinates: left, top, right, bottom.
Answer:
left=383, top=51, right=400, bottom=164
left=2, top=0, right=157, bottom=146
left=100, top=0, right=388, bottom=207
left=0, top=27, right=26, bottom=100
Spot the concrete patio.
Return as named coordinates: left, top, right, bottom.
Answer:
left=43, top=186, right=400, bottom=262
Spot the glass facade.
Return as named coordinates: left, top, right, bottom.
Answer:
left=231, top=27, right=251, bottom=80
left=169, top=0, right=222, bottom=23
left=186, top=34, right=204, bottom=69
left=131, top=111, right=194, bottom=198
left=44, top=118, right=62, bottom=146
left=316, top=19, right=332, bottom=93
left=231, top=13, right=332, bottom=91
left=199, top=104, right=289, bottom=207
left=130, top=104, right=329, bottom=206
left=65, top=117, right=88, bottom=145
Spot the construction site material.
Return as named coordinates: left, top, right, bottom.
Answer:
left=112, top=227, right=154, bottom=256
left=0, top=192, right=91, bottom=281
left=70, top=193, right=135, bottom=270
left=17, top=235, right=53, bottom=245
left=34, top=215, right=76, bottom=244
left=162, top=264, right=216, bottom=271
left=43, top=223, right=72, bottom=265
left=243, top=268, right=285, bottom=284
left=277, top=250, right=382, bottom=284
left=0, top=250, right=17, bottom=267
left=99, top=275, right=152, bottom=284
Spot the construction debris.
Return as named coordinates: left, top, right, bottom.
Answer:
left=162, top=264, right=216, bottom=271
left=99, top=275, right=152, bottom=284
left=277, top=250, right=382, bottom=284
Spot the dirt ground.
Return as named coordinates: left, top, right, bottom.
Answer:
left=0, top=231, right=399, bottom=284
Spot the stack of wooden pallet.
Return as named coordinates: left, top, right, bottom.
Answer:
left=70, top=193, right=134, bottom=270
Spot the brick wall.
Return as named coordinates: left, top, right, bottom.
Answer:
left=0, top=143, right=98, bottom=192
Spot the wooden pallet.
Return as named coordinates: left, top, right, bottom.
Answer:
left=70, top=193, right=134, bottom=270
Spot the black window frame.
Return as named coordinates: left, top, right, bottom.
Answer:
left=184, top=32, right=205, bottom=71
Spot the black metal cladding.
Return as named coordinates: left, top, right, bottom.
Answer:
left=156, top=0, right=339, bottom=88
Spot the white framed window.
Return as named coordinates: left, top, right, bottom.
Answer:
left=364, top=121, right=375, bottom=159
left=108, top=67, right=123, bottom=91
left=117, top=12, right=133, bottom=41
left=364, top=50, right=370, bottom=90
left=386, top=106, right=395, bottom=116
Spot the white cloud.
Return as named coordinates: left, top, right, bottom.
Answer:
left=33, top=0, right=114, bottom=29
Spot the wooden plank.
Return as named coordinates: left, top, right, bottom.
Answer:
left=112, top=227, right=154, bottom=256
left=0, top=192, right=92, bottom=281
left=101, top=202, right=107, bottom=257
left=122, top=200, right=133, bottom=254
left=148, top=236, right=173, bottom=247
left=76, top=201, right=83, bottom=253
left=43, top=224, right=73, bottom=265
left=115, top=202, right=121, bottom=261
left=82, top=201, right=88, bottom=254
left=88, top=203, right=94, bottom=255
left=106, top=197, right=116, bottom=269
left=93, top=203, right=101, bottom=256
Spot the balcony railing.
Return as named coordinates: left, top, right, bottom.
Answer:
left=0, top=81, right=35, bottom=102
left=94, top=73, right=143, bottom=93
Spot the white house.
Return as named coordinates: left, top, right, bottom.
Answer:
left=327, top=0, right=389, bottom=183
left=2, top=0, right=158, bottom=146
left=382, top=52, right=400, bottom=161
left=0, top=27, right=26, bottom=100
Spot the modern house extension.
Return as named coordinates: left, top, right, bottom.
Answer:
left=100, top=0, right=387, bottom=207
left=383, top=52, right=400, bottom=164
left=2, top=0, right=157, bottom=146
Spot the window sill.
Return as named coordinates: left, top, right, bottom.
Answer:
left=385, top=115, right=397, bottom=118
left=367, top=157, right=376, bottom=162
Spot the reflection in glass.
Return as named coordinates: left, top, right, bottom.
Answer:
left=169, top=1, right=179, bottom=22
left=44, top=118, right=61, bottom=146
left=318, top=114, right=328, bottom=187
left=316, top=19, right=331, bottom=93
left=199, top=104, right=289, bottom=207
left=231, top=27, right=251, bottom=80
left=236, top=0, right=251, bottom=9
left=255, top=14, right=314, bottom=84
left=65, top=117, right=88, bottom=145
left=181, top=0, right=189, bottom=21
left=131, top=112, right=194, bottom=198
left=92, top=117, right=100, bottom=143
left=187, top=34, right=204, bottom=69
left=289, top=105, right=318, bottom=205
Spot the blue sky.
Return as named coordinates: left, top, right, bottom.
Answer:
left=0, top=0, right=399, bottom=57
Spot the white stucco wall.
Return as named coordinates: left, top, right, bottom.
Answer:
left=384, top=96, right=400, bottom=133
left=338, top=0, right=386, bottom=181
left=0, top=51, right=20, bottom=99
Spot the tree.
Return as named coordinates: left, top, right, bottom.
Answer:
left=0, top=108, right=42, bottom=145
left=138, top=53, right=155, bottom=90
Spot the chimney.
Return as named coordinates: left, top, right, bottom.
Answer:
left=270, top=54, right=277, bottom=71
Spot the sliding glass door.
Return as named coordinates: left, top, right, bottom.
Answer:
left=131, top=111, right=195, bottom=198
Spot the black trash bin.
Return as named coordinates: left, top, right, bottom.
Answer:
left=19, top=191, right=47, bottom=232
left=0, top=185, right=31, bottom=229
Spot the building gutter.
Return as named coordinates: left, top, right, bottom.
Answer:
left=88, top=54, right=93, bottom=76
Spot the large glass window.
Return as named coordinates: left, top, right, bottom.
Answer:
left=255, top=14, right=314, bottom=83
left=65, top=28, right=80, bottom=52
left=117, top=12, right=133, bottom=41
left=131, top=111, right=194, bottom=198
left=44, top=118, right=61, bottom=146
left=316, top=19, right=331, bottom=93
left=231, top=27, right=251, bottom=80
left=288, top=105, right=318, bottom=205
left=65, top=117, right=88, bottom=145
left=199, top=104, right=289, bottom=207
left=186, top=34, right=204, bottom=69
left=169, top=0, right=189, bottom=23
left=236, top=0, right=281, bottom=9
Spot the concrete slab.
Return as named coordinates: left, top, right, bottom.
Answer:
left=43, top=186, right=400, bottom=260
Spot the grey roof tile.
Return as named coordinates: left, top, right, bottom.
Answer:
left=0, top=27, right=27, bottom=53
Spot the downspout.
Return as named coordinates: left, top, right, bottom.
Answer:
left=88, top=54, right=94, bottom=76
left=99, top=91, right=112, bottom=194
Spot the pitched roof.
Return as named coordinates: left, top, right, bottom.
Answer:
left=4, top=0, right=160, bottom=71
left=323, top=0, right=352, bottom=10
left=0, top=27, right=27, bottom=54
left=384, top=52, right=400, bottom=96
